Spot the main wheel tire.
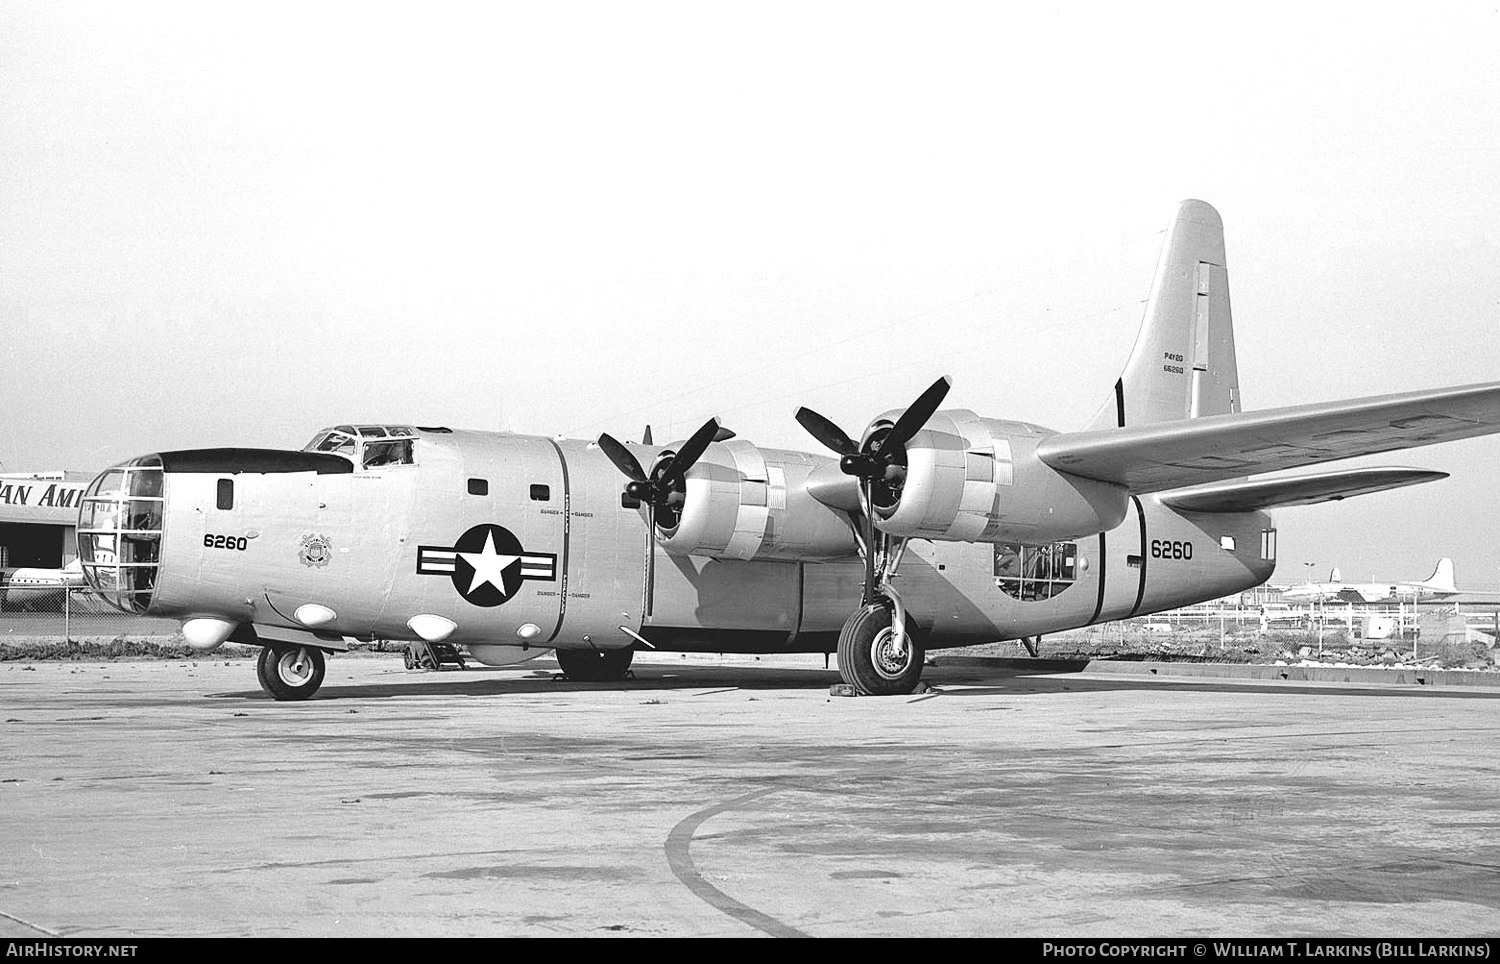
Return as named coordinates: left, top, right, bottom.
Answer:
left=403, top=647, right=416, bottom=670
left=554, top=646, right=634, bottom=682
left=837, top=602, right=925, bottom=696
left=257, top=645, right=326, bottom=701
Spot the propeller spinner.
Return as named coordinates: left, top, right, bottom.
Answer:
left=598, top=417, right=722, bottom=530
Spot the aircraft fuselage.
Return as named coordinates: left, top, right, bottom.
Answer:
left=93, top=428, right=1276, bottom=662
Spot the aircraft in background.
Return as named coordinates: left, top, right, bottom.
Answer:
left=0, top=558, right=86, bottom=611
left=6, top=557, right=87, bottom=588
left=70, top=200, right=1500, bottom=700
left=1281, top=558, right=1459, bottom=605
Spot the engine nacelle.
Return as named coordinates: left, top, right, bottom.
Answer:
left=656, top=440, right=857, bottom=561
left=868, top=410, right=1129, bottom=545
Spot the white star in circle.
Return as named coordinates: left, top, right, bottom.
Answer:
left=457, top=530, right=521, bottom=598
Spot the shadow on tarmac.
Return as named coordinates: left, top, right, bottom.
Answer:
left=204, top=659, right=1500, bottom=702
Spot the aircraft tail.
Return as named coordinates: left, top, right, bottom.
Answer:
left=1329, top=567, right=1342, bottom=582
left=1085, top=199, right=1242, bottom=431
left=1420, top=557, right=1457, bottom=593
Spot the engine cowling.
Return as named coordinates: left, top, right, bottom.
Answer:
left=865, top=409, right=1129, bottom=545
left=654, top=440, right=857, bottom=561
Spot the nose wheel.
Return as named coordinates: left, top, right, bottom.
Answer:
left=257, top=644, right=327, bottom=701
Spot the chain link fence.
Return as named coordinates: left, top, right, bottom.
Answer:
left=0, top=585, right=182, bottom=645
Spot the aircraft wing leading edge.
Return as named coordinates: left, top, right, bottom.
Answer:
left=1037, top=381, right=1500, bottom=493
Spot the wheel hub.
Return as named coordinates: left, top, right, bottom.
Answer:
left=870, top=627, right=913, bottom=679
left=278, top=649, right=314, bottom=686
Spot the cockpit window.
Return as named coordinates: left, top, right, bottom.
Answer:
left=308, top=431, right=357, bottom=455
left=304, top=425, right=418, bottom=470
left=362, top=439, right=414, bottom=468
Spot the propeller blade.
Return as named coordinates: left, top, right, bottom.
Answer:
left=596, top=433, right=647, bottom=482
left=886, top=376, right=952, bottom=451
left=659, top=417, right=721, bottom=486
left=641, top=425, right=653, bottom=445
left=795, top=407, right=859, bottom=456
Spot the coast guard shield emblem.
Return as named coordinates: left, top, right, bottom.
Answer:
left=299, top=533, right=333, bottom=568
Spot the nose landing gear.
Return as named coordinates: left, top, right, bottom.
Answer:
left=257, top=644, right=327, bottom=701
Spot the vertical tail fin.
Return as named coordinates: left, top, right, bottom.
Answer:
left=1085, top=199, right=1242, bottom=431
left=1421, top=558, right=1456, bottom=592
left=1329, top=567, right=1342, bottom=582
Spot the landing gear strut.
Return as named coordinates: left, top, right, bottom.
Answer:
left=796, top=378, right=950, bottom=697
left=834, top=519, right=927, bottom=695
left=257, top=644, right=326, bottom=701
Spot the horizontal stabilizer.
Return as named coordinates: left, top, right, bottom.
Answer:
left=1039, top=381, right=1500, bottom=492
left=1158, top=467, right=1448, bottom=514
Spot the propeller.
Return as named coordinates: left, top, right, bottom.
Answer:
left=598, top=416, right=722, bottom=530
left=795, top=376, right=951, bottom=514
left=796, top=376, right=951, bottom=608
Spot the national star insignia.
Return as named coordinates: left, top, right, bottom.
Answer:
left=416, top=523, right=559, bottom=608
left=458, top=530, right=522, bottom=598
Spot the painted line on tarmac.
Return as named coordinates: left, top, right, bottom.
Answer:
left=0, top=907, right=61, bottom=936
left=665, top=787, right=810, bottom=939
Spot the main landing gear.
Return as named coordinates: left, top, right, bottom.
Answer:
left=795, top=377, right=950, bottom=697
left=257, top=644, right=326, bottom=701
left=554, top=646, right=635, bottom=682
left=837, top=601, right=924, bottom=696
left=832, top=522, right=928, bottom=696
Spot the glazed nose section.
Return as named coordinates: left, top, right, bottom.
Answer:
left=77, top=455, right=164, bottom=614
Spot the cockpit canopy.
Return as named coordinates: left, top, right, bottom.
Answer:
left=304, top=424, right=419, bottom=470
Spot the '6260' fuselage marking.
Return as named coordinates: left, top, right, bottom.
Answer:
left=1151, top=539, right=1193, bottom=560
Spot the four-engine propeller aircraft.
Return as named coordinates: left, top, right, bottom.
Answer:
left=1281, top=558, right=1460, bottom=605
left=74, top=200, right=1500, bottom=700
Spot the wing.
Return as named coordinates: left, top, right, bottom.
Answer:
left=1157, top=467, right=1447, bottom=513
left=1037, top=381, right=1500, bottom=492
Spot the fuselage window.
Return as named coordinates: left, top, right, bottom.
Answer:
left=1220, top=535, right=1236, bottom=551
left=216, top=479, right=234, bottom=511
left=530, top=484, right=550, bottom=502
left=468, top=478, right=489, bottom=496
left=994, top=541, right=1078, bottom=601
left=1260, top=528, right=1277, bottom=561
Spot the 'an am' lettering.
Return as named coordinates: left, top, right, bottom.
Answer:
left=0, top=484, right=33, bottom=505
left=36, top=484, right=83, bottom=509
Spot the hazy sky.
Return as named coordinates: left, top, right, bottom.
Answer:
left=3, top=2, right=1498, bottom=587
